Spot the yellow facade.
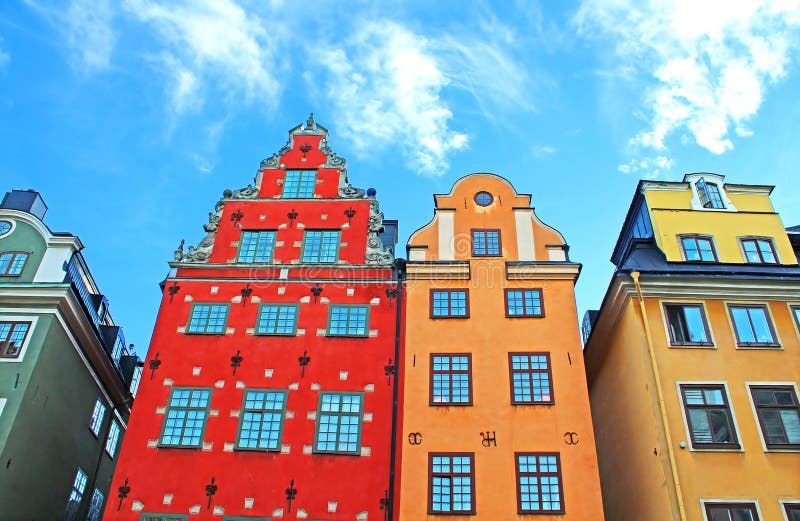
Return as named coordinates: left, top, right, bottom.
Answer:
left=399, top=174, right=605, bottom=520
left=585, top=173, right=800, bottom=521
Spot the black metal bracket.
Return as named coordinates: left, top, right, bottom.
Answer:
left=310, top=284, right=323, bottom=303
left=298, top=349, right=310, bottom=378
left=148, top=352, right=161, bottom=380
left=167, top=281, right=180, bottom=303
left=205, top=476, right=218, bottom=509
left=117, top=477, right=130, bottom=511
left=285, top=479, right=297, bottom=512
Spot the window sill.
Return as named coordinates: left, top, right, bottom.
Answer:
left=430, top=403, right=473, bottom=407
left=669, top=343, right=716, bottom=349
left=505, top=314, right=545, bottom=319
left=736, top=344, right=782, bottom=350
left=430, top=316, right=470, bottom=319
left=763, top=446, right=800, bottom=452
left=254, top=332, right=297, bottom=337
left=511, top=401, right=555, bottom=406
left=688, top=445, right=743, bottom=452
left=185, top=331, right=226, bottom=336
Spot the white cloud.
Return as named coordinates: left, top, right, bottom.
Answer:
left=25, top=0, right=115, bottom=71
left=0, top=37, right=9, bottom=68
left=532, top=145, right=556, bottom=158
left=312, top=21, right=469, bottom=176
left=311, top=19, right=535, bottom=176
left=618, top=155, right=673, bottom=179
left=123, top=0, right=283, bottom=115
left=575, top=0, right=800, bottom=162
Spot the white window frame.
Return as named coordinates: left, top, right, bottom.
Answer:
left=105, top=420, right=121, bottom=456
left=700, top=498, right=763, bottom=521
left=0, top=314, right=38, bottom=363
left=744, top=381, right=800, bottom=453
left=676, top=381, right=744, bottom=452
left=88, top=398, right=106, bottom=437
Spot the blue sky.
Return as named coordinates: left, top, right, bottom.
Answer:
left=2, top=1, right=800, bottom=355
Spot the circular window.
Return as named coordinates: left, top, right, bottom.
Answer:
left=0, top=220, right=12, bottom=237
left=474, top=191, right=493, bottom=206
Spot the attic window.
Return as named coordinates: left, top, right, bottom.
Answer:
left=696, top=178, right=725, bottom=209
left=474, top=192, right=493, bottom=206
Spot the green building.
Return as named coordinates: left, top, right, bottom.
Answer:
left=0, top=190, right=142, bottom=520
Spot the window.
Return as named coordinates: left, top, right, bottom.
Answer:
left=509, top=353, right=553, bottom=404
left=793, top=305, right=800, bottom=333
left=516, top=453, right=564, bottom=514
left=0, top=321, right=30, bottom=358
left=728, top=304, right=778, bottom=347
left=696, top=178, right=725, bottom=209
left=505, top=289, right=544, bottom=318
left=664, top=303, right=712, bottom=346
left=430, top=354, right=472, bottom=406
left=105, top=421, right=121, bottom=456
left=474, top=191, right=493, bottom=206
left=63, top=468, right=87, bottom=521
left=237, top=231, right=277, bottom=263
left=750, top=386, right=800, bottom=449
left=0, top=220, right=11, bottom=236
left=741, top=238, right=778, bottom=264
left=680, top=384, right=739, bottom=449
left=326, top=305, right=369, bottom=337
left=86, top=489, right=104, bottom=521
left=282, top=170, right=316, bottom=198
left=704, top=503, right=759, bottom=521
left=0, top=252, right=28, bottom=276
left=680, top=235, right=717, bottom=262
left=88, top=399, right=106, bottom=436
left=141, top=515, right=189, bottom=521
left=186, top=304, right=229, bottom=334
left=314, top=392, right=363, bottom=455
left=785, top=504, right=800, bottom=521
left=301, top=230, right=340, bottom=263
left=428, top=453, right=475, bottom=514
left=471, top=229, right=501, bottom=256
left=159, top=388, right=211, bottom=448
left=236, top=389, right=287, bottom=451
left=430, top=290, right=469, bottom=318
left=256, top=304, right=298, bottom=335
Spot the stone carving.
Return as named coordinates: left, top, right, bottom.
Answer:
left=223, top=184, right=259, bottom=200
left=338, top=184, right=366, bottom=199
left=174, top=240, right=185, bottom=261
left=365, top=197, right=394, bottom=265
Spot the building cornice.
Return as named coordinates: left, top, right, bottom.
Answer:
left=506, top=262, right=581, bottom=281
left=0, top=284, right=132, bottom=413
left=406, top=261, right=470, bottom=280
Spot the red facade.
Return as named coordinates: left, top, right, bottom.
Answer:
left=106, top=117, right=399, bottom=520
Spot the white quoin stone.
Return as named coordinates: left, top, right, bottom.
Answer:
left=327, top=501, right=337, bottom=513
left=215, top=380, right=225, bottom=388
left=339, top=371, right=348, bottom=380
left=364, top=384, right=374, bottom=392
left=265, top=369, right=274, bottom=378
left=213, top=505, right=224, bottom=515
left=210, top=286, right=219, bottom=294
left=192, top=367, right=201, bottom=376
left=223, top=443, right=234, bottom=452
left=310, top=382, right=321, bottom=391
left=296, top=509, right=308, bottom=519
left=131, top=500, right=144, bottom=511
left=163, top=494, right=173, bottom=505
left=277, top=287, right=287, bottom=295
left=155, top=406, right=166, bottom=414
left=356, top=512, right=368, bottom=520
left=189, top=504, right=201, bottom=514
left=184, top=294, right=193, bottom=302
left=244, top=497, right=255, bottom=509
left=289, top=382, right=299, bottom=390
left=272, top=508, right=284, bottom=517
left=346, top=288, right=355, bottom=296
left=163, top=378, right=173, bottom=386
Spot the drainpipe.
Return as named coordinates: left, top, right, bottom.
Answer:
left=387, top=258, right=405, bottom=521
left=630, top=271, right=687, bottom=521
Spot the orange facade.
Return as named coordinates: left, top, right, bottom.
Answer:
left=398, top=174, right=605, bottom=519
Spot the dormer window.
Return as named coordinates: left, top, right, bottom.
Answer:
left=696, top=178, right=725, bottom=209
left=282, top=170, right=316, bottom=198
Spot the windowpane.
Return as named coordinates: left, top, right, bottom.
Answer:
left=429, top=453, right=474, bottom=513
left=88, top=399, right=106, bottom=436
left=728, top=305, right=777, bottom=346
left=63, top=468, right=88, bottom=521
left=86, top=489, right=104, bottom=521
left=105, top=421, right=120, bottom=456
left=785, top=504, right=800, bottom=521
left=187, top=304, right=229, bottom=334
left=431, top=354, right=472, bottom=405
left=750, top=386, right=800, bottom=448
left=327, top=305, right=369, bottom=336
left=664, top=304, right=710, bottom=345
left=681, top=385, right=739, bottom=449
left=430, top=290, right=469, bottom=318
left=0, top=252, right=29, bottom=275
left=237, top=389, right=287, bottom=451
left=741, top=238, right=777, bottom=264
left=301, top=231, right=340, bottom=263
left=509, top=353, right=553, bottom=404
left=237, top=231, right=276, bottom=263
left=472, top=229, right=501, bottom=256
left=681, top=236, right=716, bottom=262
left=282, top=170, right=316, bottom=198
left=516, top=453, right=564, bottom=514
left=314, top=392, right=363, bottom=454
left=160, top=388, right=211, bottom=447
left=257, top=304, right=298, bottom=335
left=0, top=321, right=31, bottom=358
left=505, top=289, right=543, bottom=318
left=706, top=504, right=759, bottom=521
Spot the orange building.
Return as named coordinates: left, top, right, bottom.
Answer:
left=397, top=174, right=605, bottom=519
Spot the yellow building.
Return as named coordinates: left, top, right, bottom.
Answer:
left=398, top=174, right=605, bottom=519
left=584, top=173, right=800, bottom=521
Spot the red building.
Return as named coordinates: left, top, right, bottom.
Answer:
left=105, top=115, right=400, bottom=521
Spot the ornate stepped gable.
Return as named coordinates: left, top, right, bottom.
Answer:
left=173, top=114, right=393, bottom=265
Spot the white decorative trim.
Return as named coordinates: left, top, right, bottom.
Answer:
left=699, top=498, right=763, bottom=521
